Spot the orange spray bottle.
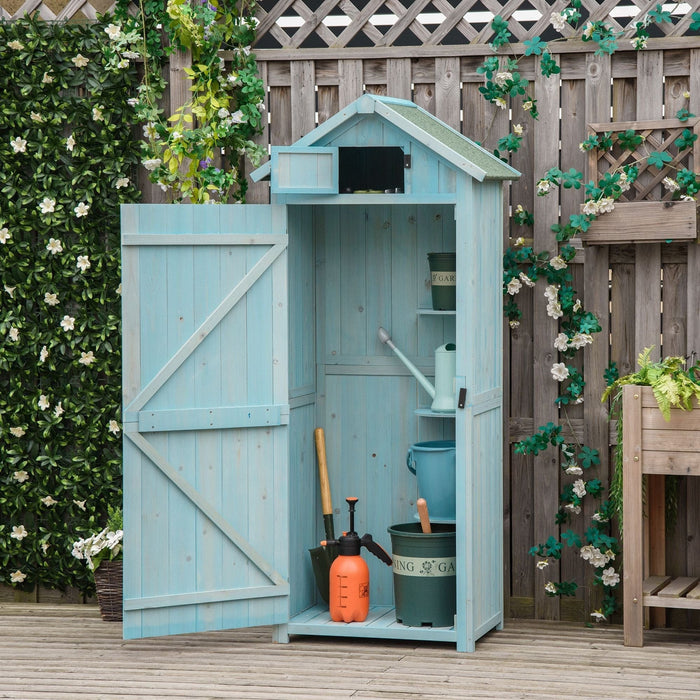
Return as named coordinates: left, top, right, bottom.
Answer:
left=322, top=497, right=392, bottom=622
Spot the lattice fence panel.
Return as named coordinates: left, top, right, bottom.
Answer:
left=0, top=0, right=137, bottom=21
left=253, top=0, right=700, bottom=49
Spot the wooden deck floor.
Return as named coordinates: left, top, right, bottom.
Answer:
left=1, top=604, right=698, bottom=699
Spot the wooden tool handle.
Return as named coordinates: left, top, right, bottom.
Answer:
left=314, top=428, right=333, bottom=516
left=417, top=498, right=432, bottom=534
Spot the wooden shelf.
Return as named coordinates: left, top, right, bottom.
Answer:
left=643, top=576, right=700, bottom=609
left=417, top=308, right=456, bottom=316
left=288, top=604, right=457, bottom=643
left=415, top=408, right=455, bottom=418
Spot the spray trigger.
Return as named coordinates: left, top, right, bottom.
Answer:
left=361, top=533, right=392, bottom=565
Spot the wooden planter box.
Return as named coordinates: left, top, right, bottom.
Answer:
left=581, top=201, right=698, bottom=245
left=622, top=385, right=700, bottom=646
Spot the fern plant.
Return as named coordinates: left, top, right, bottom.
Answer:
left=603, top=347, right=700, bottom=530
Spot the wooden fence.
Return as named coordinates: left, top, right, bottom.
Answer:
left=3, top=0, right=699, bottom=624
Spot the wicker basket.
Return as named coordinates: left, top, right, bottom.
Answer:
left=93, top=559, right=123, bottom=622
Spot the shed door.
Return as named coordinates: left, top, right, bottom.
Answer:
left=121, top=204, right=289, bottom=639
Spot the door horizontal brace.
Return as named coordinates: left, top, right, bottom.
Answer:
left=124, top=583, right=290, bottom=611
left=135, top=404, right=290, bottom=432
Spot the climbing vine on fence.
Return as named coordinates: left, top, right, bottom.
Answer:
left=491, top=3, right=700, bottom=620
left=0, top=16, right=141, bottom=595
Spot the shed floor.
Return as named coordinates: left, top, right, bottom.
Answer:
left=1, top=604, right=698, bottom=699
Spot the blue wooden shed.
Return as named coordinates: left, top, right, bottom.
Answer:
left=121, top=94, right=520, bottom=652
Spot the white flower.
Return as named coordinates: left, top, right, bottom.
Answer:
left=550, top=11, right=567, bottom=32
left=565, top=464, right=583, bottom=476
left=592, top=512, right=608, bottom=523
left=171, top=131, right=183, bottom=140
left=116, top=283, right=122, bottom=295
left=4, top=285, right=15, bottom=297
left=66, top=134, right=76, bottom=152
left=550, top=255, right=567, bottom=270
left=494, top=71, right=512, bottom=87
left=590, top=610, right=606, bottom=622
left=632, top=36, right=648, bottom=50
left=72, top=54, right=89, bottom=68
left=142, top=158, right=162, bottom=171
left=514, top=236, right=525, bottom=247
left=494, top=97, right=507, bottom=110
left=54, top=401, right=64, bottom=418
left=76, top=255, right=91, bottom=272
left=217, top=107, right=230, bottom=119
left=39, top=346, right=49, bottom=363
left=601, top=567, right=620, bottom=587
left=547, top=301, right=563, bottom=319
left=536, top=559, right=549, bottom=569
left=41, top=542, right=50, bottom=553
left=8, top=326, right=19, bottom=342
left=513, top=123, right=523, bottom=136
left=507, top=277, right=522, bottom=295
left=118, top=59, right=130, bottom=69
left=519, top=272, right=535, bottom=287
left=619, top=172, right=631, bottom=192
left=598, top=197, right=615, bottom=214
left=109, top=419, right=121, bottom=435
left=74, top=202, right=90, bottom=218
left=554, top=333, right=569, bottom=352
left=42, top=72, right=54, bottom=84
left=663, top=177, right=680, bottom=192
left=13, top=470, right=29, bottom=483
left=573, top=479, right=587, bottom=498
left=127, top=97, right=139, bottom=107
left=10, top=426, right=26, bottom=437
left=11, top=525, right=28, bottom=540
left=523, top=100, right=534, bottom=112
left=60, top=315, right=75, bottom=332
left=227, top=71, right=241, bottom=86
left=73, top=499, right=87, bottom=511
left=41, top=496, right=57, bottom=507
left=115, top=177, right=130, bottom=189
left=0, top=227, right=10, bottom=244
left=39, top=197, right=56, bottom=214
left=544, top=582, right=557, bottom=594
left=92, top=106, right=104, bottom=122
left=569, top=333, right=593, bottom=349
left=30, top=111, right=44, bottom=122
left=582, top=199, right=599, bottom=215
left=582, top=23, right=595, bottom=39
left=551, top=362, right=569, bottom=382
left=123, top=50, right=140, bottom=59
left=10, top=570, right=26, bottom=583
left=10, top=137, right=27, bottom=153
left=142, top=122, right=158, bottom=139
left=38, top=394, right=50, bottom=410
left=105, top=23, right=122, bottom=40
left=573, top=299, right=582, bottom=312
left=509, top=320, right=520, bottom=329
left=230, top=109, right=245, bottom=124
left=44, top=292, right=59, bottom=306
left=8, top=40, right=24, bottom=50
left=565, top=503, right=581, bottom=514
left=46, top=238, right=63, bottom=254
left=79, top=351, right=96, bottom=366
left=537, top=179, right=551, bottom=195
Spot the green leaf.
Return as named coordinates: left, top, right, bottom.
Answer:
left=647, top=151, right=673, bottom=169
left=524, top=36, right=547, bottom=56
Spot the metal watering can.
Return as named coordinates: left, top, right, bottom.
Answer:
left=378, top=327, right=456, bottom=412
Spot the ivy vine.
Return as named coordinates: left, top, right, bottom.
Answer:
left=493, top=4, right=700, bottom=621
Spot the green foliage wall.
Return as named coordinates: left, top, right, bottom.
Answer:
left=0, top=16, right=141, bottom=594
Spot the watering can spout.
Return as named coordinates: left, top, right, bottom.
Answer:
left=377, top=326, right=436, bottom=399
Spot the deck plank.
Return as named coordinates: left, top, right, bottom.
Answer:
left=0, top=605, right=698, bottom=699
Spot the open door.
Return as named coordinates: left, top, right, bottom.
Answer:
left=121, top=204, right=289, bottom=639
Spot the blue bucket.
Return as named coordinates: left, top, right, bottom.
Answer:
left=406, top=440, right=456, bottom=521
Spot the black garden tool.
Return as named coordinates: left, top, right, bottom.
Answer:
left=309, top=427, right=338, bottom=604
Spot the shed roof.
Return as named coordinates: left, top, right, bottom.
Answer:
left=251, top=94, right=520, bottom=183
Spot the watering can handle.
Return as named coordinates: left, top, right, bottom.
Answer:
left=406, top=447, right=416, bottom=475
